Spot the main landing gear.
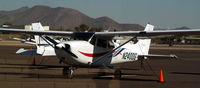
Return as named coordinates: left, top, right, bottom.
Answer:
left=114, top=69, right=122, bottom=79
left=63, top=66, right=74, bottom=79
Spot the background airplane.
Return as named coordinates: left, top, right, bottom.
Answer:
left=15, top=23, right=65, bottom=56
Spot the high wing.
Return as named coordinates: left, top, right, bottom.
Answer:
left=95, top=29, right=200, bottom=37
left=1, top=25, right=200, bottom=37
left=0, top=28, right=73, bottom=36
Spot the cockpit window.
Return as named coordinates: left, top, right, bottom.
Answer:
left=89, top=36, right=96, bottom=45
left=89, top=36, right=114, bottom=48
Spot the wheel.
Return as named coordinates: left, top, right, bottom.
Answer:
left=114, top=69, right=122, bottom=79
left=62, top=67, right=74, bottom=79
left=67, top=69, right=73, bottom=79
left=63, top=68, right=68, bottom=78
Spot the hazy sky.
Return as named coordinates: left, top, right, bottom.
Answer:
left=0, top=0, right=200, bottom=28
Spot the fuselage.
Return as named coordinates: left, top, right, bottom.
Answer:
left=55, top=40, right=140, bottom=67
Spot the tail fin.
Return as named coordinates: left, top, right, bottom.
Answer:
left=32, top=22, right=47, bottom=45
left=136, top=24, right=154, bottom=55
left=32, top=22, right=47, bottom=54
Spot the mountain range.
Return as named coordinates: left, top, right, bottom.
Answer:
left=0, top=5, right=144, bottom=31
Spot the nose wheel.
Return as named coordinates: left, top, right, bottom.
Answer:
left=63, top=66, right=74, bottom=79
left=114, top=69, right=122, bottom=79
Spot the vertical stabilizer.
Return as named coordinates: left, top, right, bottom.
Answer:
left=32, top=22, right=46, bottom=54
left=136, top=23, right=154, bottom=55
left=32, top=22, right=45, bottom=31
left=32, top=22, right=46, bottom=45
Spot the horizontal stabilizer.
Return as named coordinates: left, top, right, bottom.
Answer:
left=13, top=37, right=36, bottom=45
left=22, top=41, right=36, bottom=45
left=16, top=48, right=37, bottom=55
left=138, top=54, right=178, bottom=59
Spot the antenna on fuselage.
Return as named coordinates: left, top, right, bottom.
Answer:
left=88, top=34, right=95, bottom=43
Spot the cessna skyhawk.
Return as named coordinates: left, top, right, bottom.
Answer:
left=1, top=22, right=200, bottom=79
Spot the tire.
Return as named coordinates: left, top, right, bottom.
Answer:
left=67, top=69, right=73, bottom=79
left=114, top=69, right=121, bottom=79
left=63, top=68, right=68, bottom=78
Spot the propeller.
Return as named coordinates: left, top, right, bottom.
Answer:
left=56, top=43, right=78, bottom=58
left=43, top=36, right=77, bottom=58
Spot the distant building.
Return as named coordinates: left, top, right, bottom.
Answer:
left=24, top=25, right=32, bottom=30
left=2, top=25, right=10, bottom=28
left=25, top=25, right=49, bottom=30
left=2, top=25, right=24, bottom=29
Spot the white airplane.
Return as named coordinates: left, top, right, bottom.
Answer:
left=1, top=22, right=200, bottom=79
left=16, top=23, right=61, bottom=56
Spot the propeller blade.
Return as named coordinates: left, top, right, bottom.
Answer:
left=61, top=44, right=78, bottom=58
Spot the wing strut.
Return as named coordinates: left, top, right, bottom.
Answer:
left=39, top=35, right=55, bottom=48
left=113, top=36, right=137, bottom=51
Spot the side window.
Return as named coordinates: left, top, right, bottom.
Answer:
left=108, top=40, right=114, bottom=48
left=89, top=36, right=96, bottom=45
left=90, top=37, right=114, bottom=48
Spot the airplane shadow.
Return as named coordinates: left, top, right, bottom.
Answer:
left=0, top=63, right=65, bottom=70
left=119, top=78, right=156, bottom=82
left=0, top=72, right=64, bottom=78
left=119, top=67, right=139, bottom=71
left=0, top=71, right=157, bottom=82
left=0, top=63, right=156, bottom=81
left=93, top=76, right=157, bottom=82
left=92, top=72, right=156, bottom=82
left=0, top=63, right=141, bottom=71
left=92, top=72, right=153, bottom=77
left=170, top=72, right=200, bottom=76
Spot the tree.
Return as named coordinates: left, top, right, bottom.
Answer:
left=79, top=24, right=89, bottom=31
left=3, top=22, right=12, bottom=26
left=74, top=24, right=104, bottom=32
left=75, top=24, right=89, bottom=32
left=89, top=27, right=104, bottom=32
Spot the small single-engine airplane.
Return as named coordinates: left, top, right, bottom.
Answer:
left=14, top=23, right=70, bottom=56
left=1, top=22, right=200, bottom=79
left=15, top=23, right=57, bottom=56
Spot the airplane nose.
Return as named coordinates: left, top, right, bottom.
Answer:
left=56, top=43, right=65, bottom=49
left=56, top=43, right=78, bottom=58
left=64, top=44, right=70, bottom=49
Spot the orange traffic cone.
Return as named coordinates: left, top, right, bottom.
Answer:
left=158, top=69, right=164, bottom=83
left=32, top=56, right=36, bottom=65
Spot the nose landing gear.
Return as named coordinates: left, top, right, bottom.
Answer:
left=114, top=69, right=122, bottom=79
left=63, top=66, right=74, bottom=79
